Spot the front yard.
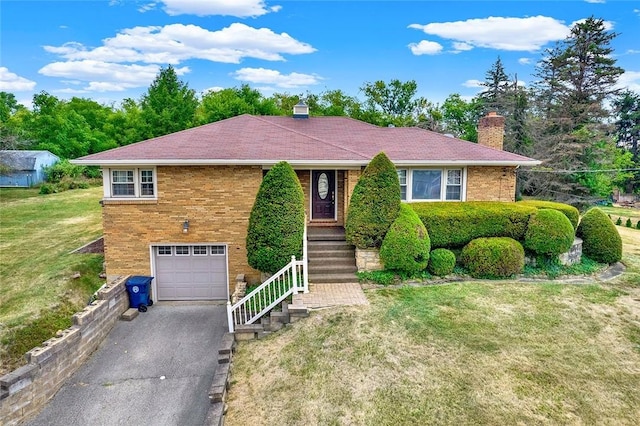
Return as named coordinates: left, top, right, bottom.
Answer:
left=226, top=207, right=640, bottom=425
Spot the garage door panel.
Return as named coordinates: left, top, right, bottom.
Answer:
left=154, top=245, right=227, bottom=301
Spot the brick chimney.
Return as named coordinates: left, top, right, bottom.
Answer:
left=477, top=112, right=505, bottom=150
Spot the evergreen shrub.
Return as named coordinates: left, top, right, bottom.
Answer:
left=637, top=220, right=640, bottom=230
left=411, top=202, right=535, bottom=248
left=460, top=237, right=525, bottom=279
left=246, top=161, right=305, bottom=274
left=616, top=217, right=622, bottom=225
left=345, top=152, right=401, bottom=249
left=524, top=209, right=575, bottom=257
left=518, top=200, right=580, bottom=229
left=626, top=218, right=633, bottom=228
left=577, top=208, right=622, bottom=264
left=427, top=248, right=456, bottom=276
left=380, top=204, right=430, bottom=274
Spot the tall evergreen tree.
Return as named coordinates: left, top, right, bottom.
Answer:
left=140, top=65, right=198, bottom=138
left=613, top=91, right=640, bottom=193
left=525, top=17, right=624, bottom=204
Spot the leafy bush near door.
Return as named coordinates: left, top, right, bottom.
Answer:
left=246, top=161, right=305, bottom=274
left=380, top=204, right=430, bottom=274
left=345, top=152, right=401, bottom=249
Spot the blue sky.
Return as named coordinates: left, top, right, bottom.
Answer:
left=1, top=0, right=639, bottom=109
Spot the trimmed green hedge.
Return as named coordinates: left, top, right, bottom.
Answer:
left=524, top=209, right=575, bottom=257
left=380, top=204, right=430, bottom=274
left=246, top=161, right=305, bottom=274
left=577, top=207, right=622, bottom=264
left=427, top=248, right=456, bottom=276
left=518, top=200, right=580, bottom=229
left=461, top=237, right=525, bottom=279
left=411, top=202, right=536, bottom=248
left=346, top=152, right=401, bottom=249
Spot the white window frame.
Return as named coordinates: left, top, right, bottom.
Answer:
left=103, top=167, right=157, bottom=200
left=399, top=168, right=466, bottom=202
left=175, top=245, right=190, bottom=256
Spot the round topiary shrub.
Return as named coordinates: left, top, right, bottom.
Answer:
left=460, top=237, right=525, bottom=279
left=636, top=220, right=640, bottom=230
left=577, top=207, right=622, bottom=264
left=427, top=248, right=456, bottom=276
left=626, top=218, right=633, bottom=228
left=380, top=204, right=430, bottom=274
left=345, top=152, right=401, bottom=249
left=246, top=161, right=305, bottom=274
left=524, top=209, right=575, bottom=257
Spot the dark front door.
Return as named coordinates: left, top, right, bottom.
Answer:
left=312, top=170, right=336, bottom=220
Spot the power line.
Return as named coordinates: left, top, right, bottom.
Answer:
left=521, top=168, right=640, bottom=174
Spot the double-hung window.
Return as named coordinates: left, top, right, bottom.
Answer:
left=397, top=168, right=464, bottom=202
left=107, top=168, right=156, bottom=199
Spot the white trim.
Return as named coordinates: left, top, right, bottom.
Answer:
left=78, top=159, right=540, bottom=167
left=310, top=169, right=337, bottom=221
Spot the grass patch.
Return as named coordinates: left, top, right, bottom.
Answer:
left=0, top=186, right=105, bottom=375
left=226, top=214, right=640, bottom=425
left=523, top=256, right=606, bottom=279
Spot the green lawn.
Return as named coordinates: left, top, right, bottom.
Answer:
left=0, top=186, right=105, bottom=374
left=226, top=206, right=640, bottom=425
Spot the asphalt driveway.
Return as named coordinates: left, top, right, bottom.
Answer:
left=26, top=303, right=227, bottom=426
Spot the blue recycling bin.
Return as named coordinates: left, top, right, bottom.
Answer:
left=125, top=276, right=154, bottom=312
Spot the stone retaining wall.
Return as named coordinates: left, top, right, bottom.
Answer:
left=0, top=276, right=130, bottom=425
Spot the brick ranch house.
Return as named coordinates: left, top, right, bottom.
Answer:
left=73, top=108, right=539, bottom=302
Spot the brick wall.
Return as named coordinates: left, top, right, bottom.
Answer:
left=466, top=166, right=517, bottom=202
left=477, top=112, right=505, bottom=150
left=0, top=277, right=130, bottom=425
left=102, top=165, right=264, bottom=289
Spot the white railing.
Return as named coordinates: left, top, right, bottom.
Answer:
left=227, top=219, right=308, bottom=333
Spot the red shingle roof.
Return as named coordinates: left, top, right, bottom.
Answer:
left=73, top=115, right=539, bottom=167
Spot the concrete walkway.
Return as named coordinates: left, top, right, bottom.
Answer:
left=26, top=303, right=227, bottom=426
left=294, top=282, right=369, bottom=309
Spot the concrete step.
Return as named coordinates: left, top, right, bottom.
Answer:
left=309, top=272, right=359, bottom=283
left=307, top=227, right=346, bottom=241
left=307, top=249, right=355, bottom=258
left=308, top=263, right=358, bottom=274
left=308, top=257, right=357, bottom=267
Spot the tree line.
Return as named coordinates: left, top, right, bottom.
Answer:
left=1, top=17, right=638, bottom=205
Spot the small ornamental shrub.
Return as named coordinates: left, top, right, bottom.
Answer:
left=577, top=207, right=622, bottom=264
left=518, top=200, right=580, bottom=229
left=427, top=248, right=456, bottom=276
left=345, top=152, right=401, bottom=249
left=380, top=204, right=430, bottom=274
left=460, top=237, right=525, bottom=279
left=524, top=209, right=575, bottom=257
left=246, top=161, right=305, bottom=274
left=412, top=202, right=536, bottom=248
left=637, top=220, right=640, bottom=230
left=615, top=217, right=622, bottom=226
left=626, top=218, right=633, bottom=228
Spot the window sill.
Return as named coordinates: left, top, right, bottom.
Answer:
left=102, top=198, right=158, bottom=205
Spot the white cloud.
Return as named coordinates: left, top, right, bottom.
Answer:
left=43, top=23, right=315, bottom=65
left=202, top=86, right=225, bottom=94
left=518, top=57, right=532, bottom=65
left=627, top=49, right=640, bottom=55
left=233, top=67, right=321, bottom=88
left=408, top=40, right=443, bottom=55
left=584, top=0, right=605, bottom=3
left=39, top=60, right=190, bottom=92
left=138, top=2, right=157, bottom=13
left=463, top=79, right=483, bottom=88
left=452, top=42, right=473, bottom=52
left=617, top=70, right=640, bottom=93
left=409, top=16, right=570, bottom=51
left=159, top=0, right=277, bottom=17
left=0, top=67, right=37, bottom=91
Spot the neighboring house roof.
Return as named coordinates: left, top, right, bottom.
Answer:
left=73, top=115, right=540, bottom=167
left=0, top=150, right=59, bottom=171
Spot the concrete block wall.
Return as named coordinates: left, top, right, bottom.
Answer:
left=0, top=276, right=130, bottom=425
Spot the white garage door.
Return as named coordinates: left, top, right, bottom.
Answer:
left=154, top=244, right=228, bottom=301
